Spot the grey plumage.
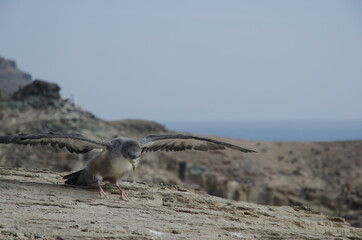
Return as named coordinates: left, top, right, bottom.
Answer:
left=140, top=134, right=256, bottom=153
left=0, top=132, right=110, bottom=153
left=63, top=169, right=89, bottom=185
left=0, top=132, right=256, bottom=200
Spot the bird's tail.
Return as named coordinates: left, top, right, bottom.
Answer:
left=63, top=169, right=92, bottom=186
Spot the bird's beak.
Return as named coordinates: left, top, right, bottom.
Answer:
left=130, top=159, right=136, bottom=173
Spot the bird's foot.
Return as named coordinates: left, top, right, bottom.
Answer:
left=99, top=189, right=109, bottom=198
left=97, top=180, right=109, bottom=198
left=121, top=191, right=132, bottom=202
left=115, top=183, right=133, bottom=202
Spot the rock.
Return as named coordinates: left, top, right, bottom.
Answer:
left=0, top=167, right=360, bottom=239
left=13, top=79, right=61, bottom=101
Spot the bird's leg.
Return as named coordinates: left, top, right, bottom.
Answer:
left=97, top=180, right=109, bottom=198
left=115, top=182, right=132, bottom=202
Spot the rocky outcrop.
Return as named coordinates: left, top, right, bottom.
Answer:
left=13, top=79, right=61, bottom=101
left=1, top=168, right=361, bottom=240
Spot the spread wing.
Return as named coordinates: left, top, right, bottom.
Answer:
left=0, top=132, right=111, bottom=154
left=139, top=134, right=256, bottom=153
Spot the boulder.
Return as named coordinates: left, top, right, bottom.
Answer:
left=13, top=79, right=61, bottom=100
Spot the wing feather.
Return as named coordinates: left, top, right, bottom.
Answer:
left=0, top=132, right=110, bottom=154
left=139, top=134, right=256, bottom=153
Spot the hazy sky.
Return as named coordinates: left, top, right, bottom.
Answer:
left=0, top=1, right=361, bottom=122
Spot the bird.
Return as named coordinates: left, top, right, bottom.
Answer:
left=0, top=132, right=256, bottom=201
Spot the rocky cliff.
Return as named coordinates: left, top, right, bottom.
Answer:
left=0, top=56, right=361, bottom=229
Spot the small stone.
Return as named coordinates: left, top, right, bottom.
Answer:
left=171, top=229, right=180, bottom=234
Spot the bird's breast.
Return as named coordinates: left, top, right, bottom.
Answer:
left=87, top=153, right=133, bottom=179
left=109, top=156, right=133, bottom=177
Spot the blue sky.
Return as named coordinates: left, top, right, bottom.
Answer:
left=0, top=0, right=361, bottom=122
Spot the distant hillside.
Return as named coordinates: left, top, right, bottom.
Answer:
left=0, top=57, right=32, bottom=95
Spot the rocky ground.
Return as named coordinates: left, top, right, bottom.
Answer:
left=1, top=167, right=361, bottom=240
left=0, top=56, right=361, bottom=231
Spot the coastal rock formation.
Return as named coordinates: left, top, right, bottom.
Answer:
left=13, top=79, right=61, bottom=101
left=1, top=168, right=361, bottom=239
left=0, top=56, right=361, bottom=228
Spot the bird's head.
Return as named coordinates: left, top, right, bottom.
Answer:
left=120, top=139, right=141, bottom=173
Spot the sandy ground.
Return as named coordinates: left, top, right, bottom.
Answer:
left=0, top=168, right=361, bottom=240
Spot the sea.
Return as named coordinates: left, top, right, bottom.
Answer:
left=161, top=120, right=362, bottom=142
